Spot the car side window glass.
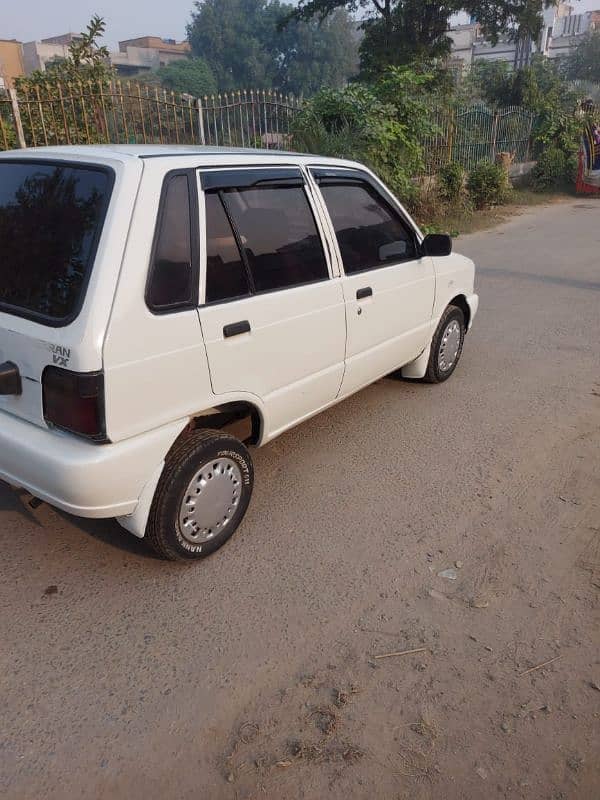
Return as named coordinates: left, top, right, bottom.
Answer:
left=318, top=181, right=416, bottom=274
left=220, top=185, right=328, bottom=293
left=205, top=193, right=251, bottom=303
left=147, top=174, right=194, bottom=311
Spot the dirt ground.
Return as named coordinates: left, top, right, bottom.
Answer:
left=1, top=198, right=599, bottom=799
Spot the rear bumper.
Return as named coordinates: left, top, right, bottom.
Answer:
left=0, top=412, right=186, bottom=519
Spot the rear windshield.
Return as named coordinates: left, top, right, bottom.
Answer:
left=0, top=161, right=113, bottom=325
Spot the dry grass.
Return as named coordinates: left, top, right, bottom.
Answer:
left=416, top=186, right=575, bottom=237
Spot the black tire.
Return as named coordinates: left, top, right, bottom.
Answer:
left=423, top=304, right=466, bottom=384
left=145, top=429, right=254, bottom=561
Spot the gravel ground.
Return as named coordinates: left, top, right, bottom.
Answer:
left=1, top=198, right=599, bottom=800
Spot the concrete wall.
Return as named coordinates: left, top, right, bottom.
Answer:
left=0, top=40, right=25, bottom=88
left=22, top=41, right=69, bottom=73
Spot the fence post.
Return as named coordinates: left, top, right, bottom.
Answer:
left=8, top=88, right=26, bottom=148
left=197, top=97, right=206, bottom=145
left=447, top=109, right=455, bottom=165
left=491, top=111, right=499, bottom=163
left=525, top=113, right=534, bottom=162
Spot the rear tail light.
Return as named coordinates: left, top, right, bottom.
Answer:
left=42, top=367, right=107, bottom=441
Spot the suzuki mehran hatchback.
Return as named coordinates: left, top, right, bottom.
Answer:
left=0, top=145, right=478, bottom=560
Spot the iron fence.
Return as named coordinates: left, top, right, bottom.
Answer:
left=0, top=81, right=302, bottom=151
left=1, top=82, right=540, bottom=174
left=421, top=103, right=536, bottom=173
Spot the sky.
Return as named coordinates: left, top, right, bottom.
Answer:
left=2, top=0, right=600, bottom=51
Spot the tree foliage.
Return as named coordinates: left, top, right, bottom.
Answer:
left=149, top=58, right=217, bottom=96
left=16, top=15, right=114, bottom=91
left=465, top=56, right=581, bottom=161
left=567, top=31, right=600, bottom=83
left=291, top=64, right=440, bottom=203
left=187, top=0, right=359, bottom=93
left=359, top=1, right=457, bottom=76
left=283, top=0, right=555, bottom=77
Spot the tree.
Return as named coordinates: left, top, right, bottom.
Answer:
left=359, top=1, right=457, bottom=76
left=14, top=15, right=114, bottom=147
left=154, top=58, right=217, bottom=96
left=16, top=15, right=113, bottom=90
left=567, top=31, right=600, bottom=83
left=275, top=9, right=360, bottom=94
left=468, top=55, right=576, bottom=111
left=466, top=55, right=580, bottom=162
left=291, top=64, right=439, bottom=203
left=187, top=0, right=358, bottom=93
left=283, top=0, right=555, bottom=77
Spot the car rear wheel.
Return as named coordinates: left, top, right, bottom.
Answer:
left=145, top=429, right=254, bottom=561
left=423, top=305, right=466, bottom=383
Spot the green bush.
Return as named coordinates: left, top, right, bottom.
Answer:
left=291, top=66, right=439, bottom=208
left=438, top=162, right=465, bottom=202
left=531, top=147, right=566, bottom=190
left=467, top=162, right=510, bottom=209
left=291, top=84, right=420, bottom=204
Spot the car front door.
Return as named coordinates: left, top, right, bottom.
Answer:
left=310, top=168, right=435, bottom=397
left=197, top=166, right=346, bottom=439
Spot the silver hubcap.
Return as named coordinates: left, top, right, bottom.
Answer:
left=178, top=457, right=242, bottom=545
left=438, top=320, right=462, bottom=373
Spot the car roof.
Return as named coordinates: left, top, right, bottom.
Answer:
left=0, top=143, right=348, bottom=166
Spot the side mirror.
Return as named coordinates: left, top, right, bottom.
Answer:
left=422, top=233, right=452, bottom=257
left=378, top=240, right=408, bottom=262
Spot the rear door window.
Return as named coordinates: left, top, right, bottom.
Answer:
left=0, top=160, right=113, bottom=325
left=202, top=168, right=329, bottom=302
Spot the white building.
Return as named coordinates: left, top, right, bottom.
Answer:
left=546, top=9, right=600, bottom=59
left=449, top=3, right=600, bottom=72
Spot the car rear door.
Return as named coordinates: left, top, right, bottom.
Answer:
left=310, top=167, right=435, bottom=397
left=196, top=166, right=346, bottom=439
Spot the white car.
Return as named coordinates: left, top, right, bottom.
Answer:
left=0, top=145, right=478, bottom=560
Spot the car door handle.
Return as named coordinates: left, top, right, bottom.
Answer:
left=223, top=320, right=251, bottom=338
left=356, top=287, right=373, bottom=300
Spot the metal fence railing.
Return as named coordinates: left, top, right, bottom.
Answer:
left=0, top=81, right=302, bottom=151
left=421, top=103, right=536, bottom=173
left=1, top=82, right=540, bottom=174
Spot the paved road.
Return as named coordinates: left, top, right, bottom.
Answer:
left=2, top=199, right=600, bottom=800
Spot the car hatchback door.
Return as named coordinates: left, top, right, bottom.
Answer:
left=310, top=168, right=435, bottom=396
left=197, top=166, right=346, bottom=439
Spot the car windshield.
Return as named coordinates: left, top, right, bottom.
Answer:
left=0, top=161, right=113, bottom=325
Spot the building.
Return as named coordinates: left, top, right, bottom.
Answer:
left=111, top=37, right=190, bottom=75
left=0, top=39, right=25, bottom=89
left=22, top=37, right=72, bottom=74
left=40, top=32, right=83, bottom=47
left=19, top=31, right=191, bottom=77
left=449, top=2, right=600, bottom=72
left=545, top=9, right=600, bottom=59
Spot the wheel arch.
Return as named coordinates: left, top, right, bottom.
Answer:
left=187, top=401, right=264, bottom=447
left=117, top=403, right=263, bottom=541
left=449, top=294, right=471, bottom=331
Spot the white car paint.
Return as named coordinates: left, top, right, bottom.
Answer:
left=0, top=144, right=478, bottom=540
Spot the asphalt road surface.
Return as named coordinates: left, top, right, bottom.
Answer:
left=1, top=198, right=599, bottom=800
